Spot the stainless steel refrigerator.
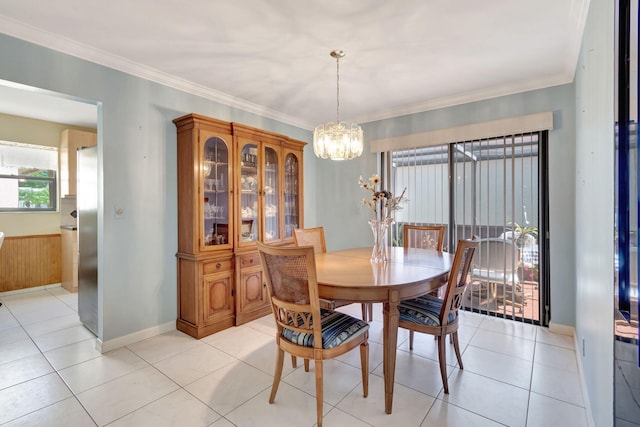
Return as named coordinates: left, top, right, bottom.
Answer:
left=77, top=145, right=98, bottom=336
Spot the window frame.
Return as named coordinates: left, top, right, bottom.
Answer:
left=0, top=142, right=58, bottom=212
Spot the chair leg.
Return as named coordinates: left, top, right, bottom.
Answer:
left=437, top=335, right=449, bottom=394
left=409, top=330, right=415, bottom=350
left=270, top=348, right=285, bottom=403
left=451, top=331, right=464, bottom=370
left=361, top=303, right=373, bottom=322
left=314, top=359, right=324, bottom=427
left=360, top=340, right=369, bottom=398
left=291, top=355, right=297, bottom=368
left=304, top=358, right=310, bottom=372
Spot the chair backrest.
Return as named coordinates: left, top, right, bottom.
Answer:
left=293, top=227, right=327, bottom=254
left=440, top=239, right=478, bottom=325
left=403, top=225, right=445, bottom=251
left=473, top=238, right=520, bottom=273
left=256, top=241, right=323, bottom=348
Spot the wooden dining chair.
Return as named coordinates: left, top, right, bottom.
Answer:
left=293, top=227, right=373, bottom=322
left=256, top=242, right=369, bottom=427
left=403, top=224, right=446, bottom=251
left=404, top=225, right=446, bottom=300
left=397, top=239, right=478, bottom=394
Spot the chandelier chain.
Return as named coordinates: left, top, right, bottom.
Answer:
left=336, top=54, right=340, bottom=123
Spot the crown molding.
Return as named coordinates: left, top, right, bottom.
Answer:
left=0, top=16, right=312, bottom=131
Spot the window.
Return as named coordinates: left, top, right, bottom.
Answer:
left=0, top=141, right=58, bottom=211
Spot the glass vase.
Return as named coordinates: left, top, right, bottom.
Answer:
left=369, top=218, right=393, bottom=262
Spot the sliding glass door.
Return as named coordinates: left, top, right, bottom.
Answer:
left=388, top=131, right=548, bottom=324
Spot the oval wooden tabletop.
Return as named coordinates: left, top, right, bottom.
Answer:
left=314, top=246, right=454, bottom=297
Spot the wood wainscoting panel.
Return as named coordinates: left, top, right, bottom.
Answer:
left=0, top=234, right=62, bottom=292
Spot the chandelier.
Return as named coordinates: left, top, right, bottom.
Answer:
left=313, top=50, right=364, bottom=161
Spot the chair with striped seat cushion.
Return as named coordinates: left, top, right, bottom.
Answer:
left=399, top=295, right=456, bottom=326
left=293, top=227, right=373, bottom=322
left=256, top=242, right=369, bottom=427
left=398, top=239, right=478, bottom=394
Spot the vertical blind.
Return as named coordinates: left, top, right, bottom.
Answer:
left=387, top=131, right=544, bottom=323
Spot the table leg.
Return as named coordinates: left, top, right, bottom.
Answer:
left=383, top=291, right=400, bottom=414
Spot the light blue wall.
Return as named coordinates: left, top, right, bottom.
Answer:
left=574, top=0, right=615, bottom=425
left=0, top=34, right=314, bottom=342
left=317, top=84, right=577, bottom=327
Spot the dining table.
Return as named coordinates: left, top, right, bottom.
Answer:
left=313, top=246, right=454, bottom=414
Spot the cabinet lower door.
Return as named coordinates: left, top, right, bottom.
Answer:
left=236, top=267, right=270, bottom=324
left=203, top=271, right=234, bottom=325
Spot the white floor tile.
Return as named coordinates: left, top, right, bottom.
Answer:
left=13, top=303, right=77, bottom=326
left=126, top=330, right=201, bottom=364
left=237, top=338, right=298, bottom=377
left=185, top=360, right=273, bottom=416
left=534, top=341, right=579, bottom=373
left=225, top=381, right=321, bottom=427
left=336, top=339, right=384, bottom=373
left=469, top=328, right=535, bottom=361
left=531, top=362, right=585, bottom=406
left=478, top=316, right=537, bottom=341
left=323, top=407, right=374, bottom=427
left=209, top=417, right=237, bottom=427
left=396, top=332, right=467, bottom=367
left=0, top=287, right=591, bottom=427
left=0, top=325, right=30, bottom=345
left=32, top=324, right=95, bottom=352
left=0, top=372, right=73, bottom=424
left=43, top=337, right=102, bottom=370
left=244, top=314, right=277, bottom=336
left=153, top=342, right=236, bottom=386
left=0, top=307, right=20, bottom=331
left=76, top=365, right=179, bottom=426
left=0, top=336, right=41, bottom=365
left=59, top=347, right=149, bottom=394
left=440, top=368, right=529, bottom=427
left=527, top=392, right=588, bottom=427
left=1, top=396, right=96, bottom=427
left=107, top=389, right=221, bottom=427
left=0, top=353, right=54, bottom=390
left=373, top=350, right=449, bottom=398
left=337, top=374, right=435, bottom=427
left=460, top=345, right=533, bottom=389
left=22, top=313, right=82, bottom=337
left=201, top=324, right=274, bottom=359
left=283, top=358, right=367, bottom=406
left=536, top=328, right=575, bottom=349
left=421, top=398, right=504, bottom=426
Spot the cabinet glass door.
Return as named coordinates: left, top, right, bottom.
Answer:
left=264, top=146, right=280, bottom=242
left=202, top=136, right=230, bottom=248
left=239, top=142, right=259, bottom=244
left=284, top=152, right=300, bottom=239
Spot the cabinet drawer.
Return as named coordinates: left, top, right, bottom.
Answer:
left=203, top=259, right=233, bottom=275
left=239, top=253, right=261, bottom=268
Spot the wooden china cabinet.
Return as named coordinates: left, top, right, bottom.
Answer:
left=173, top=113, right=305, bottom=338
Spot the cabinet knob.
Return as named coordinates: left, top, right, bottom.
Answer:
left=216, top=263, right=222, bottom=269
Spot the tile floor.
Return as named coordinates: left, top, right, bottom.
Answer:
left=0, top=286, right=589, bottom=427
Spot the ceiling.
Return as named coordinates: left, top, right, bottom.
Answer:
left=0, top=0, right=589, bottom=130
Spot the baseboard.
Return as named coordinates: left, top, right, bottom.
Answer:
left=547, top=324, right=595, bottom=427
left=0, top=282, right=62, bottom=297
left=97, top=320, right=176, bottom=353
left=548, top=321, right=575, bottom=336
